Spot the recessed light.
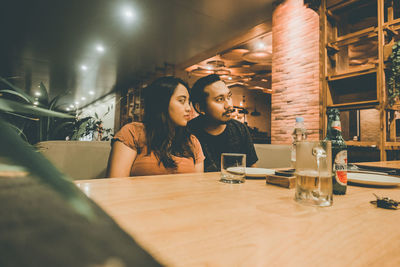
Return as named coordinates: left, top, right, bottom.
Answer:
left=255, top=41, right=266, bottom=50
left=81, top=65, right=88, bottom=71
left=81, top=96, right=86, bottom=101
left=121, top=6, right=137, bottom=22
left=34, top=92, right=41, bottom=96
left=89, top=91, right=95, bottom=95
left=66, top=107, right=70, bottom=111
left=69, top=104, right=74, bottom=108
left=96, top=44, right=105, bottom=53
left=75, top=101, right=79, bottom=105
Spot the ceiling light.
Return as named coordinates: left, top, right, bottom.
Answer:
left=89, top=91, right=95, bottom=95
left=66, top=108, right=70, bottom=111
left=255, top=41, right=266, bottom=50
left=81, top=96, right=86, bottom=101
left=34, top=92, right=41, bottom=96
left=81, top=65, right=88, bottom=71
left=96, top=44, right=105, bottom=53
left=75, top=101, right=79, bottom=105
left=228, top=76, right=232, bottom=80
left=122, top=7, right=136, bottom=22
left=69, top=104, right=74, bottom=108
left=33, top=101, right=39, bottom=105
left=190, top=67, right=214, bottom=76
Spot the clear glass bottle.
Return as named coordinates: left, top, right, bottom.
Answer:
left=291, top=117, right=307, bottom=168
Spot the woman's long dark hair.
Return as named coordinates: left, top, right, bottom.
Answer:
left=143, top=76, right=194, bottom=169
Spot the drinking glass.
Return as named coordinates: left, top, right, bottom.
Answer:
left=294, top=140, right=332, bottom=207
left=220, top=153, right=246, bottom=184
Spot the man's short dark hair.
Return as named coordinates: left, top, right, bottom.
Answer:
left=191, top=74, right=221, bottom=114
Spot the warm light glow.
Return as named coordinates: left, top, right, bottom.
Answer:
left=81, top=65, right=88, bottom=71
left=228, top=76, right=232, bottom=80
left=255, top=41, right=266, bottom=50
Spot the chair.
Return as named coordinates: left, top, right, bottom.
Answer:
left=254, top=144, right=292, bottom=168
left=36, top=141, right=111, bottom=180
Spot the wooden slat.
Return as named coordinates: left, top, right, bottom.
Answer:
left=333, top=26, right=377, bottom=46
left=378, top=0, right=386, bottom=160
left=327, top=67, right=377, bottom=81
left=385, top=142, right=400, bottom=149
left=346, top=140, right=378, bottom=147
left=328, top=100, right=379, bottom=109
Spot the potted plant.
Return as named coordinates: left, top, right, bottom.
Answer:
left=387, top=40, right=400, bottom=106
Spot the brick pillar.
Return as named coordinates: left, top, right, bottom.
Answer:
left=271, top=0, right=320, bottom=144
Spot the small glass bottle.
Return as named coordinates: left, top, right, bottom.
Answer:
left=291, top=117, right=307, bottom=168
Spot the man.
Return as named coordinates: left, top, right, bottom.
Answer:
left=188, top=74, right=258, bottom=172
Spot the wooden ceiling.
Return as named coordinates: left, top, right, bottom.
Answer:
left=185, top=32, right=272, bottom=94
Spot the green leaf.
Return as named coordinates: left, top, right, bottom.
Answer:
left=38, top=82, right=49, bottom=106
left=0, top=77, right=35, bottom=103
left=0, top=98, right=74, bottom=118
left=0, top=118, right=96, bottom=220
left=0, top=89, right=32, bottom=103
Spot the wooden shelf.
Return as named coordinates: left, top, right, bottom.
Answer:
left=331, top=27, right=377, bottom=46
left=327, top=67, right=377, bottom=81
left=386, top=103, right=400, bottom=111
left=385, top=142, right=400, bottom=150
left=328, top=100, right=379, bottom=109
left=346, top=140, right=377, bottom=147
left=327, top=0, right=370, bottom=11
left=323, top=0, right=400, bottom=160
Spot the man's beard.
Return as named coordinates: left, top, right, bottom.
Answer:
left=219, top=108, right=235, bottom=124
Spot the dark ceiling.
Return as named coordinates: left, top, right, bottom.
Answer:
left=0, top=0, right=274, bottom=110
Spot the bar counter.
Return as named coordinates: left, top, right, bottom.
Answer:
left=76, top=172, right=400, bottom=266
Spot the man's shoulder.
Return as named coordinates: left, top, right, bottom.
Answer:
left=187, top=115, right=204, bottom=131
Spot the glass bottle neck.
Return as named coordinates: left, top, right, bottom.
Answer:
left=326, top=116, right=344, bottom=140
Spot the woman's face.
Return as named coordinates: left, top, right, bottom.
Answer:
left=168, top=83, right=191, bottom=127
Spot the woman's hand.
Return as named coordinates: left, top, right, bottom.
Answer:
left=194, top=161, right=204, bottom=173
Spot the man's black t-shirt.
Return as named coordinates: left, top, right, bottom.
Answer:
left=188, top=116, right=258, bottom=172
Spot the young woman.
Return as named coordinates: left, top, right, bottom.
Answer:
left=107, top=76, right=204, bottom=177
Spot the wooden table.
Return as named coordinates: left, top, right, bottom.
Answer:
left=76, top=172, right=400, bottom=266
left=356, top=160, right=400, bottom=170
